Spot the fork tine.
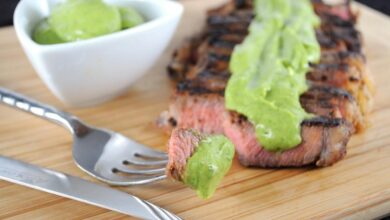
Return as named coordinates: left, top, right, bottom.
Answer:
left=135, top=149, right=168, bottom=159
left=128, top=142, right=168, bottom=159
left=135, top=151, right=168, bottom=160
left=103, top=174, right=167, bottom=186
left=125, top=158, right=168, bottom=166
left=115, top=166, right=166, bottom=175
left=125, top=174, right=167, bottom=185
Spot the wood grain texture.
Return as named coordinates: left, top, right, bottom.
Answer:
left=0, top=1, right=389, bottom=219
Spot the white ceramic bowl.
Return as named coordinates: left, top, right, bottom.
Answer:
left=14, top=0, right=183, bottom=107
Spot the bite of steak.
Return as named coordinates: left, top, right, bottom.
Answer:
left=166, top=128, right=205, bottom=181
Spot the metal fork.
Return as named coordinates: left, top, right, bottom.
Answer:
left=0, top=87, right=168, bottom=186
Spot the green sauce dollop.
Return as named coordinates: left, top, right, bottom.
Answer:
left=33, top=19, right=65, bottom=45
left=183, top=135, right=235, bottom=199
left=226, top=0, right=320, bottom=151
left=33, top=0, right=145, bottom=44
left=119, top=7, right=145, bottom=29
left=49, top=0, right=121, bottom=41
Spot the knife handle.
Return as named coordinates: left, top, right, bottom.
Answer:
left=0, top=87, right=85, bottom=135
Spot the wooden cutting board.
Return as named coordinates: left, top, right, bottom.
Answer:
left=0, top=1, right=389, bottom=219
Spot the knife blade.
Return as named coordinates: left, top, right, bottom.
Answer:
left=0, top=156, right=180, bottom=220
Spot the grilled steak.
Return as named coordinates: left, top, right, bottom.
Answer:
left=160, top=0, right=372, bottom=167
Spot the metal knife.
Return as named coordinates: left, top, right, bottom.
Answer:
left=0, top=156, right=181, bottom=220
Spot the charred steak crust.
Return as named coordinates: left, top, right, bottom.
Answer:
left=160, top=0, right=373, bottom=168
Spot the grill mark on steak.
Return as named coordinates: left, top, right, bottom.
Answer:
left=207, top=25, right=251, bottom=37
left=317, top=27, right=362, bottom=53
left=208, top=39, right=238, bottom=50
left=207, top=13, right=254, bottom=26
left=177, top=79, right=226, bottom=96
left=160, top=0, right=372, bottom=168
left=301, top=86, right=362, bottom=131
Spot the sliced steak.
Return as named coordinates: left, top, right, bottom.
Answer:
left=160, top=0, right=371, bottom=168
left=159, top=92, right=353, bottom=167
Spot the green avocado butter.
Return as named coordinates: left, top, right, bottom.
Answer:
left=226, top=0, right=320, bottom=151
left=32, top=0, right=145, bottom=44
left=49, top=0, right=121, bottom=42
left=119, top=7, right=145, bottom=29
left=183, top=135, right=235, bottom=199
left=33, top=19, right=65, bottom=45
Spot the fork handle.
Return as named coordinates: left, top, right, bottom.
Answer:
left=0, top=87, right=85, bottom=135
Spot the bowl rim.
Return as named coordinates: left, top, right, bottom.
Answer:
left=13, top=0, right=184, bottom=52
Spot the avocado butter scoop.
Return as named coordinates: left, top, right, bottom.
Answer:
left=183, top=135, right=235, bottom=199
left=33, top=0, right=145, bottom=44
